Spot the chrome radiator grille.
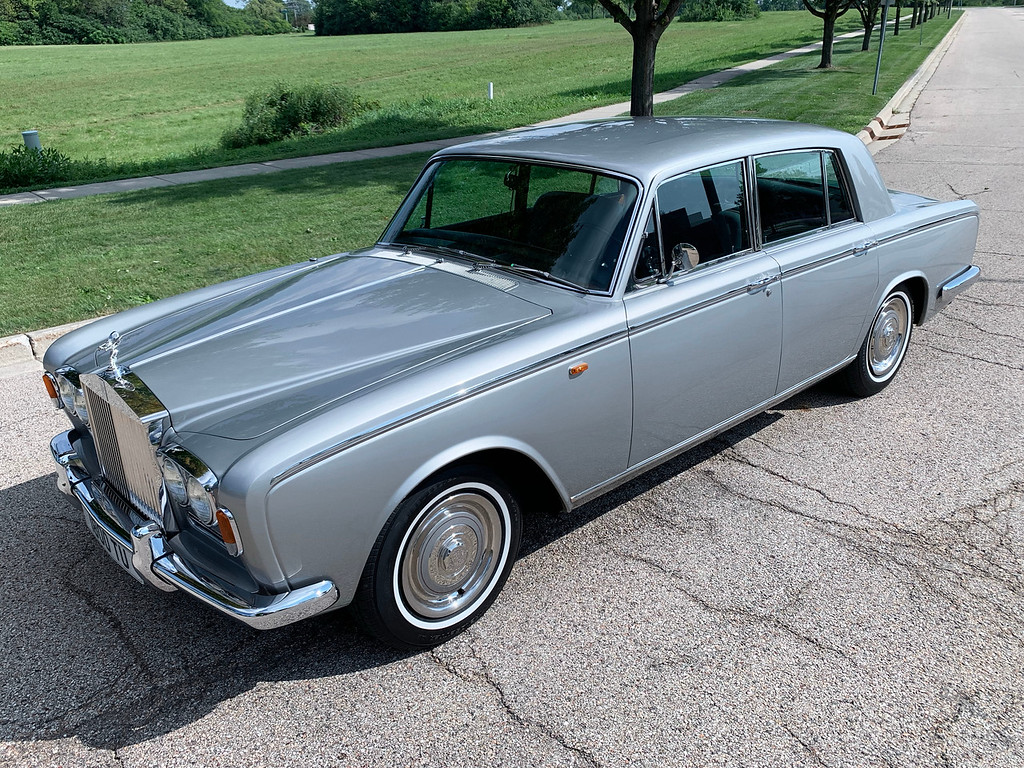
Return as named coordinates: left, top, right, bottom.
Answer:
left=81, top=373, right=163, bottom=522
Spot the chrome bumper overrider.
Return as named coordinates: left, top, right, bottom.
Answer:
left=937, top=265, right=981, bottom=310
left=51, top=431, right=338, bottom=630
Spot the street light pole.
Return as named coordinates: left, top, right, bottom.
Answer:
left=873, top=0, right=892, bottom=95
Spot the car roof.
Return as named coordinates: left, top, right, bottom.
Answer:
left=436, top=118, right=840, bottom=178
left=432, top=117, right=893, bottom=222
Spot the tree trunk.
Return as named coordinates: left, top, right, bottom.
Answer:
left=818, top=14, right=836, bottom=68
left=894, top=1, right=901, bottom=35
left=862, top=23, right=872, bottom=50
left=910, top=1, right=917, bottom=28
left=630, top=31, right=658, bottom=116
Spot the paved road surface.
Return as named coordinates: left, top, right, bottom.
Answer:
left=1, top=8, right=1022, bottom=766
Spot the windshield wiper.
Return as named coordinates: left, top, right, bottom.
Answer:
left=497, top=264, right=588, bottom=293
left=391, top=241, right=495, bottom=268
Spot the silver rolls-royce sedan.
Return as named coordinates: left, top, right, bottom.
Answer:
left=43, top=118, right=980, bottom=648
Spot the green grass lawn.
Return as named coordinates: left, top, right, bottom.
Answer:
left=656, top=13, right=957, bottom=132
left=0, top=12, right=859, bottom=182
left=0, top=153, right=429, bottom=335
left=0, top=13, right=960, bottom=336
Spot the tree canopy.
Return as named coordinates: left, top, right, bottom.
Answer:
left=313, top=0, right=558, bottom=35
left=0, top=0, right=290, bottom=44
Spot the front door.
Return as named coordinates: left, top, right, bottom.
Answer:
left=625, top=159, right=783, bottom=467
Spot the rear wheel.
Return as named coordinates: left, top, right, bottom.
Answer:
left=353, top=466, right=521, bottom=649
left=839, top=288, right=914, bottom=397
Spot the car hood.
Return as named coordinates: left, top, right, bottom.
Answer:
left=116, top=252, right=550, bottom=439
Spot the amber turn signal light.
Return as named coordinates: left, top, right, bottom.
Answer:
left=216, top=508, right=243, bottom=557
left=42, top=372, right=59, bottom=405
left=216, top=509, right=236, bottom=543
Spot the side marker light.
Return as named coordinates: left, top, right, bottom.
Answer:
left=568, top=363, right=589, bottom=378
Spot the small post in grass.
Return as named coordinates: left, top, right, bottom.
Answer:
left=21, top=130, right=41, bottom=152
left=488, top=82, right=494, bottom=100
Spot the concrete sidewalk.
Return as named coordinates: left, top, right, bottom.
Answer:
left=0, top=21, right=906, bottom=208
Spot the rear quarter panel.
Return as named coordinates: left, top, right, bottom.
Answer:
left=866, top=198, right=980, bottom=321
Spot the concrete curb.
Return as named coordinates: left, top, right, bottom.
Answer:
left=0, top=317, right=102, bottom=372
left=858, top=11, right=966, bottom=153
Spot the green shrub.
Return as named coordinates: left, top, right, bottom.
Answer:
left=221, top=82, right=378, bottom=149
left=0, top=21, right=22, bottom=45
left=0, top=145, right=74, bottom=188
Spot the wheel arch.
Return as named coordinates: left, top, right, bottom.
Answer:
left=389, top=439, right=570, bottom=522
left=884, top=273, right=929, bottom=325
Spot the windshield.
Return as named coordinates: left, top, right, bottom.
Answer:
left=384, top=159, right=640, bottom=292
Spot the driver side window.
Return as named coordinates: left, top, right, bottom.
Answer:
left=657, top=160, right=750, bottom=272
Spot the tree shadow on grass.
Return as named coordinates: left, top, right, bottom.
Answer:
left=1, top=382, right=847, bottom=752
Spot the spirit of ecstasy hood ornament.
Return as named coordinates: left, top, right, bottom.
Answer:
left=98, top=330, right=126, bottom=381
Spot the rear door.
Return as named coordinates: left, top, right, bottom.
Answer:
left=754, top=150, right=879, bottom=392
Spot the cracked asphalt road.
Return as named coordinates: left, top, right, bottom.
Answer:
left=2, top=8, right=1022, bottom=767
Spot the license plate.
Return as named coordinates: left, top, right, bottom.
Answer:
left=84, top=507, right=144, bottom=584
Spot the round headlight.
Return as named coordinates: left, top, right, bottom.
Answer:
left=186, top=474, right=215, bottom=525
left=161, top=457, right=188, bottom=506
left=56, top=375, right=89, bottom=424
left=56, top=375, right=77, bottom=412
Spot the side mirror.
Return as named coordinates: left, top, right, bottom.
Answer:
left=671, top=243, right=700, bottom=272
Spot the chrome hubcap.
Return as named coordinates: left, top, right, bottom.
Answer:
left=868, top=295, right=910, bottom=380
left=400, top=489, right=503, bottom=621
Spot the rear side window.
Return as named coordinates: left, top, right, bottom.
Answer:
left=825, top=152, right=855, bottom=225
left=756, top=151, right=826, bottom=243
left=756, top=150, right=856, bottom=244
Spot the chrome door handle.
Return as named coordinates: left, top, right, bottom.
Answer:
left=853, top=240, right=878, bottom=256
left=747, top=275, right=777, bottom=295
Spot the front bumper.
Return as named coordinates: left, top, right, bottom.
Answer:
left=51, top=430, right=338, bottom=630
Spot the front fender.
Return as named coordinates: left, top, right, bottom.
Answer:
left=387, top=436, right=572, bottom=523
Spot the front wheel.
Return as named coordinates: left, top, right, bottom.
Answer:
left=838, top=288, right=914, bottom=397
left=353, top=466, right=522, bottom=649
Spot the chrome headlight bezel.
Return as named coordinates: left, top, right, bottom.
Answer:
left=55, top=369, right=89, bottom=425
left=159, top=446, right=220, bottom=528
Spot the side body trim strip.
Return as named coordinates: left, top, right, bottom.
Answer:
left=569, top=354, right=856, bottom=507
left=270, top=329, right=630, bottom=486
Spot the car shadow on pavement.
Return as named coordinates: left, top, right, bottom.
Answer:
left=0, top=385, right=849, bottom=752
left=520, top=380, right=855, bottom=557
